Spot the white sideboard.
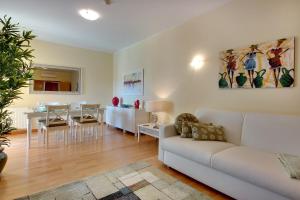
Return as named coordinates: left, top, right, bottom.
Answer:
left=105, top=106, right=150, bottom=135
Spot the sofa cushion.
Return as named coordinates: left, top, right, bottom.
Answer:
left=195, top=108, right=244, bottom=145
left=161, top=136, right=235, bottom=167
left=242, top=113, right=300, bottom=156
left=212, top=146, right=300, bottom=200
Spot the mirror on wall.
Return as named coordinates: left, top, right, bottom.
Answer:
left=29, top=64, right=82, bottom=94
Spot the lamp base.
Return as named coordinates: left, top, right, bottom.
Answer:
left=153, top=124, right=159, bottom=129
left=150, top=113, right=159, bottom=129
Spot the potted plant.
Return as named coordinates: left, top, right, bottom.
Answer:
left=0, top=135, right=10, bottom=173
left=0, top=16, right=35, bottom=173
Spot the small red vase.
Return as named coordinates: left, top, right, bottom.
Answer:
left=134, top=99, right=140, bottom=109
left=112, top=97, right=119, bottom=107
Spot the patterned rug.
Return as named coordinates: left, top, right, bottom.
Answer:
left=16, top=161, right=211, bottom=200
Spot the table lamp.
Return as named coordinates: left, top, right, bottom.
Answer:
left=145, top=100, right=171, bottom=129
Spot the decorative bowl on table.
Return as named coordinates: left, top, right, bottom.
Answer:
left=37, top=105, right=46, bottom=112
left=120, top=104, right=133, bottom=108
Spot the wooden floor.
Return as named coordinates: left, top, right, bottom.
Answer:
left=0, top=126, right=233, bottom=200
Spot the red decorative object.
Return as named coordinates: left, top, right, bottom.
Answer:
left=112, top=97, right=119, bottom=107
left=134, top=99, right=140, bottom=109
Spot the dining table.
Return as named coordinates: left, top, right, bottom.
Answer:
left=24, top=107, right=106, bottom=149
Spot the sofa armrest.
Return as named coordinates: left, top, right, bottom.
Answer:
left=159, top=124, right=177, bottom=162
left=159, top=124, right=177, bottom=139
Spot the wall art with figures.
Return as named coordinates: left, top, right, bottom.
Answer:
left=219, top=37, right=295, bottom=89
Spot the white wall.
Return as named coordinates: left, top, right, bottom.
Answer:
left=113, top=0, right=300, bottom=118
left=11, top=39, right=113, bottom=108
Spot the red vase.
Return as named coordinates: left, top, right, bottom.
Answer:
left=134, top=99, right=140, bottom=109
left=112, top=97, right=119, bottom=107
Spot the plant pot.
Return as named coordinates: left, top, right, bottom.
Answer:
left=0, top=147, right=7, bottom=174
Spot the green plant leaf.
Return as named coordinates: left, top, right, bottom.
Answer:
left=0, top=15, right=35, bottom=137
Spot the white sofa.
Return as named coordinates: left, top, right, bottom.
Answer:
left=159, top=109, right=300, bottom=200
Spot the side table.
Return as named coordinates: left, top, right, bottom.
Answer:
left=137, top=123, right=160, bottom=142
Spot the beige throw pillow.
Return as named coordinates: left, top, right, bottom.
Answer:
left=191, top=122, right=226, bottom=141
left=174, top=113, right=199, bottom=137
left=181, top=121, right=193, bottom=138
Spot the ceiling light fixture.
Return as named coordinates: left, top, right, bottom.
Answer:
left=79, top=9, right=100, bottom=21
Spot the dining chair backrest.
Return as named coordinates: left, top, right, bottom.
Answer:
left=46, top=105, right=70, bottom=127
left=80, top=104, right=100, bottom=123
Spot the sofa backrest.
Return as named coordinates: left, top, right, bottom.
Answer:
left=242, top=113, right=300, bottom=156
left=195, top=108, right=244, bottom=145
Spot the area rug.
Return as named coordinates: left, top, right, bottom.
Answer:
left=15, top=161, right=211, bottom=200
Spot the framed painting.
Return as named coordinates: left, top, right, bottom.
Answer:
left=122, top=68, right=144, bottom=95
left=29, top=64, right=82, bottom=95
left=219, top=37, right=295, bottom=89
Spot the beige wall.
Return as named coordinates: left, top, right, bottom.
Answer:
left=113, top=0, right=300, bottom=119
left=12, top=39, right=113, bottom=107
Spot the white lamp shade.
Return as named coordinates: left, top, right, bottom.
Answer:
left=145, top=100, right=171, bottom=112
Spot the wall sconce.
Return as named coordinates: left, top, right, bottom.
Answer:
left=190, top=55, right=205, bottom=70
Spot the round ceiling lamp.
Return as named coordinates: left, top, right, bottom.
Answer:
left=79, top=9, right=100, bottom=21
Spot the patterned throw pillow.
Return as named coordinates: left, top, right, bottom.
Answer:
left=174, top=113, right=199, bottom=136
left=191, top=122, right=226, bottom=141
left=180, top=121, right=193, bottom=138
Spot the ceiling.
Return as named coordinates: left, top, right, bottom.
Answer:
left=0, top=0, right=231, bottom=52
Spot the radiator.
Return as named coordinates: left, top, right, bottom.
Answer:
left=7, top=107, right=33, bottom=129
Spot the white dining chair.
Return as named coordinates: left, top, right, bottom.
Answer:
left=40, top=105, right=70, bottom=146
left=71, top=104, right=101, bottom=142
left=37, top=102, right=62, bottom=133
